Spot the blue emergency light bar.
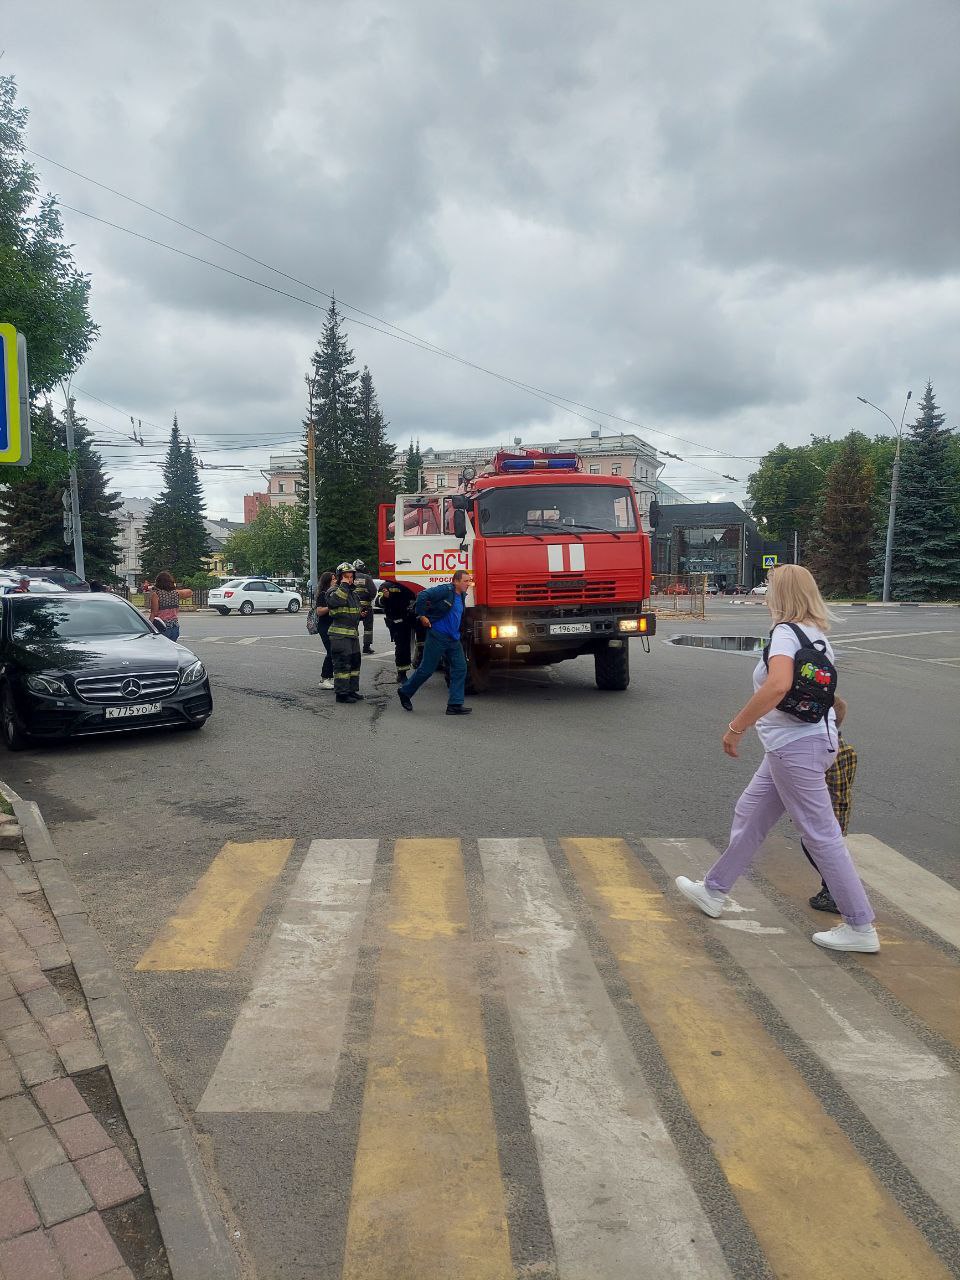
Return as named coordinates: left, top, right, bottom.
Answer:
left=499, top=455, right=580, bottom=472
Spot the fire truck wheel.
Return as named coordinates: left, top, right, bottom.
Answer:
left=594, top=640, right=630, bottom=691
left=466, top=647, right=491, bottom=694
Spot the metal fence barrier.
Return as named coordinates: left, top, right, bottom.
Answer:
left=650, top=574, right=706, bottom=619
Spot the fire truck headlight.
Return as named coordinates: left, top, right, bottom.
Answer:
left=618, top=618, right=640, bottom=632
left=491, top=624, right=519, bottom=639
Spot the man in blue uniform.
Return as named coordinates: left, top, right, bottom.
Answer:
left=397, top=571, right=473, bottom=716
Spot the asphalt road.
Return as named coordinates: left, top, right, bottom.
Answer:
left=2, top=600, right=959, bottom=1279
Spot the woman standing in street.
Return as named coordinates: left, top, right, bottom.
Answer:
left=675, top=564, right=879, bottom=953
left=149, top=571, right=182, bottom=642
left=315, top=570, right=335, bottom=690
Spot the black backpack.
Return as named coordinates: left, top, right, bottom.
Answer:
left=762, top=623, right=837, bottom=724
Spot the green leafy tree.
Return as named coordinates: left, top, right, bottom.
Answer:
left=403, top=438, right=422, bottom=492
left=140, top=418, right=210, bottom=579
left=356, top=367, right=398, bottom=567
left=0, top=400, right=122, bottom=578
left=804, top=432, right=877, bottom=596
left=870, top=383, right=960, bottom=600
left=221, top=505, right=306, bottom=577
left=747, top=441, right=828, bottom=556
left=0, top=76, right=97, bottom=392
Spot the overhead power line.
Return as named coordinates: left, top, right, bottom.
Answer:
left=29, top=148, right=749, bottom=485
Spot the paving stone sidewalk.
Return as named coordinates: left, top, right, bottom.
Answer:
left=0, top=808, right=169, bottom=1280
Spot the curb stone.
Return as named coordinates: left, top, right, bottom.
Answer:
left=1, top=782, right=245, bottom=1280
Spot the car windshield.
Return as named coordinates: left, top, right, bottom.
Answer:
left=476, top=484, right=637, bottom=536
left=8, top=597, right=153, bottom=642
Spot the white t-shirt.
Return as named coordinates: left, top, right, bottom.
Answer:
left=752, top=622, right=837, bottom=752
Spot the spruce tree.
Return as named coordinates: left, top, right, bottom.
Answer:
left=0, top=401, right=122, bottom=579
left=805, top=432, right=876, bottom=597
left=304, top=300, right=367, bottom=568
left=869, top=383, right=960, bottom=600
left=140, top=418, right=210, bottom=579
left=403, top=439, right=422, bottom=492
left=356, top=367, right=398, bottom=567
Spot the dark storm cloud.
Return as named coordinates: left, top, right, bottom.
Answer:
left=7, top=0, right=959, bottom=516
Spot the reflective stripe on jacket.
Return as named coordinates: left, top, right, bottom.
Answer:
left=326, top=583, right=363, bottom=637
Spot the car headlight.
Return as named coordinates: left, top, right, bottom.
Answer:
left=26, top=675, right=70, bottom=696
left=179, top=660, right=206, bottom=685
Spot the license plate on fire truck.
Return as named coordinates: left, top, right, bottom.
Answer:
left=550, top=622, right=592, bottom=635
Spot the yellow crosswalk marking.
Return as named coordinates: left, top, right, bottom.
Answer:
left=342, top=838, right=512, bottom=1280
left=563, top=837, right=953, bottom=1280
left=760, top=836, right=960, bottom=1051
left=136, top=840, right=294, bottom=971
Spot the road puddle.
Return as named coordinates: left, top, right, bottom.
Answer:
left=668, top=635, right=766, bottom=653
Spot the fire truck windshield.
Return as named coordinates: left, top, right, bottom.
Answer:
left=476, top=484, right=637, bottom=536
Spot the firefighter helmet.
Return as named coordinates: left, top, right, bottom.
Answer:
left=336, top=561, right=355, bottom=575
left=352, top=559, right=366, bottom=572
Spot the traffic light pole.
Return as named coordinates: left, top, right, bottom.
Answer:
left=62, top=392, right=85, bottom=581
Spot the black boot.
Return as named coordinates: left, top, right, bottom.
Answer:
left=336, top=694, right=353, bottom=704
left=809, top=885, right=840, bottom=914
left=445, top=704, right=473, bottom=716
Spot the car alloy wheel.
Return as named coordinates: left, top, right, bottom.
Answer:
left=287, top=599, right=301, bottom=613
left=2, top=687, right=28, bottom=751
left=239, top=601, right=255, bottom=616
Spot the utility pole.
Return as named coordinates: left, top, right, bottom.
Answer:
left=857, top=390, right=911, bottom=603
left=62, top=389, right=85, bottom=580
left=793, top=530, right=799, bottom=564
left=304, top=375, right=319, bottom=598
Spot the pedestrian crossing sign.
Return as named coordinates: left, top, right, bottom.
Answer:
left=0, top=323, right=31, bottom=466
left=762, top=554, right=778, bottom=569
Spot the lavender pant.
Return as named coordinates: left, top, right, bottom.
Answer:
left=705, top=735, right=875, bottom=926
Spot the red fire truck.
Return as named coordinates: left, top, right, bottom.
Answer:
left=377, top=449, right=657, bottom=691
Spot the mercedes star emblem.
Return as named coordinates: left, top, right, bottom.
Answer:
left=120, top=678, right=142, bottom=699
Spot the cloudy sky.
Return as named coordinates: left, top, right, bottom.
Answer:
left=8, top=0, right=960, bottom=518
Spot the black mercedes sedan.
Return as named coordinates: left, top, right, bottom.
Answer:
left=0, top=593, right=212, bottom=749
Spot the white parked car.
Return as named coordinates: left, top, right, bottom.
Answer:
left=208, top=578, right=302, bottom=616
left=750, top=584, right=768, bottom=597
left=0, top=574, right=68, bottom=594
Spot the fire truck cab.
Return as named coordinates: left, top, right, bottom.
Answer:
left=377, top=450, right=656, bottom=691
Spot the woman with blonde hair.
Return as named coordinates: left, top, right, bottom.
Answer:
left=676, top=564, right=879, bottom=952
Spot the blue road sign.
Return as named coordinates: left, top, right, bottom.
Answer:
left=762, top=554, right=779, bottom=569
left=0, top=324, right=31, bottom=466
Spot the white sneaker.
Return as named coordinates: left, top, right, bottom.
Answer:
left=812, top=923, right=880, bottom=953
left=318, top=678, right=335, bottom=690
left=675, top=876, right=725, bottom=918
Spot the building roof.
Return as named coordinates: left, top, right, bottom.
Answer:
left=653, top=500, right=758, bottom=535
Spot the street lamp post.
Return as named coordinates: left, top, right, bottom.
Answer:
left=857, top=390, right=912, bottom=603
left=304, top=375, right=319, bottom=599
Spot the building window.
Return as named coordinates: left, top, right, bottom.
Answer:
left=436, top=473, right=447, bottom=489
left=278, top=482, right=285, bottom=494
left=589, top=464, right=601, bottom=475
left=612, top=465, right=621, bottom=476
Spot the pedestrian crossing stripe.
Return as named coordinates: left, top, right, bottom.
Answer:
left=136, top=839, right=294, bottom=971
left=564, top=836, right=951, bottom=1280
left=138, top=834, right=960, bottom=1279
left=342, top=839, right=513, bottom=1280
left=758, top=834, right=960, bottom=1051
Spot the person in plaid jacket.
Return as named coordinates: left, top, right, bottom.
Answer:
left=803, top=695, right=856, bottom=913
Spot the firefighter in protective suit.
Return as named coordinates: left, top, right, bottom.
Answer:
left=353, top=559, right=376, bottom=653
left=326, top=563, right=364, bottom=703
left=375, top=580, right=416, bottom=681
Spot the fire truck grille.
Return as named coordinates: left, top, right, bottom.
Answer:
left=515, top=578, right=617, bottom=603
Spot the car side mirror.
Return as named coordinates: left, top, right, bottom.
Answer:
left=152, top=619, right=167, bottom=635
left=648, top=498, right=661, bottom=530
left=453, top=509, right=467, bottom=540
